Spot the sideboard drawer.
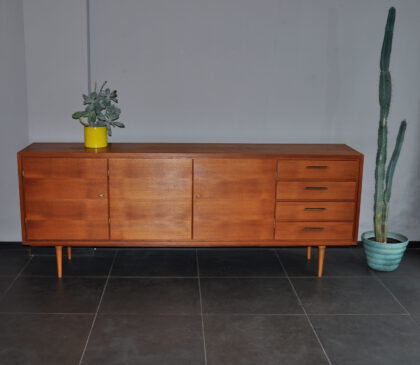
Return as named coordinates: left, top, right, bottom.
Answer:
left=277, top=181, right=357, bottom=200
left=278, top=160, right=358, bottom=180
left=276, top=202, right=355, bottom=221
left=275, top=222, right=354, bottom=240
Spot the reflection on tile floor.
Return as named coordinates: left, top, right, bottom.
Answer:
left=0, top=245, right=420, bottom=364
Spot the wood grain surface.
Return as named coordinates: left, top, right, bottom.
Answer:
left=109, top=159, right=192, bottom=240
left=193, top=159, right=276, bottom=240
left=277, top=160, right=359, bottom=180
left=275, top=202, right=356, bottom=221
left=22, top=158, right=109, bottom=240
left=277, top=181, right=357, bottom=200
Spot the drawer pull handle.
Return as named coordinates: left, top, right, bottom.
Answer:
left=304, top=186, right=328, bottom=190
left=306, top=165, right=329, bottom=169
left=99, top=194, right=105, bottom=198
left=195, top=194, right=201, bottom=198
left=304, top=207, right=326, bottom=211
left=303, top=227, right=325, bottom=231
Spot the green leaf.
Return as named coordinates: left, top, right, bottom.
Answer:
left=87, top=110, right=97, bottom=123
left=110, top=121, right=125, bottom=128
left=94, top=121, right=106, bottom=127
left=105, top=104, right=121, bottom=121
left=82, top=94, right=91, bottom=105
left=97, top=112, right=107, bottom=121
left=72, top=111, right=87, bottom=119
left=110, top=90, right=118, bottom=103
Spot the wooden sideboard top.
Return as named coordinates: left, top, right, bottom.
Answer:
left=19, top=143, right=363, bottom=158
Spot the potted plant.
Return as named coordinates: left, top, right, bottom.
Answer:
left=72, top=81, right=125, bottom=148
left=362, top=7, right=408, bottom=271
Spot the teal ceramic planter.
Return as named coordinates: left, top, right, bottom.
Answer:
left=362, top=231, right=409, bottom=272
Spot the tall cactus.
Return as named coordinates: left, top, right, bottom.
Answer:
left=374, top=7, right=407, bottom=243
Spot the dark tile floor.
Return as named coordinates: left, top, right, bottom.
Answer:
left=1, top=245, right=420, bottom=364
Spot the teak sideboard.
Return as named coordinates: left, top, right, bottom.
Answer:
left=17, top=143, right=363, bottom=278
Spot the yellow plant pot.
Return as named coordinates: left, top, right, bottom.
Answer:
left=84, top=127, right=108, bottom=148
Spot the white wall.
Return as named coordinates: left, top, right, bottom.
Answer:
left=0, top=0, right=29, bottom=240
left=22, top=0, right=88, bottom=142
left=7, top=0, right=420, bottom=240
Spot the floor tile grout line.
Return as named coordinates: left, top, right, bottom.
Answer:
left=407, top=314, right=420, bottom=331
left=196, top=249, right=208, bottom=365
left=371, top=271, right=410, bottom=315
left=0, top=311, right=411, bottom=316
left=372, top=272, right=420, bottom=330
left=78, top=249, right=118, bottom=365
left=0, top=255, right=33, bottom=304
left=273, top=249, right=333, bottom=365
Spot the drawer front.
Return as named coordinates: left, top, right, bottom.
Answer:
left=276, top=202, right=355, bottom=221
left=275, top=222, right=354, bottom=240
left=278, top=160, right=359, bottom=180
left=277, top=181, right=357, bottom=200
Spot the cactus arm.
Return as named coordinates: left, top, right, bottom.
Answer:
left=384, top=120, right=407, bottom=203
left=374, top=7, right=395, bottom=243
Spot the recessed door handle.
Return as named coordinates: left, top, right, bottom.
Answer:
left=304, top=207, right=327, bottom=211
left=303, top=227, right=325, bottom=231
left=304, top=186, right=328, bottom=190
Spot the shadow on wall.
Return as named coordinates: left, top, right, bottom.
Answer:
left=391, top=99, right=420, bottom=239
left=405, top=100, right=420, bottom=236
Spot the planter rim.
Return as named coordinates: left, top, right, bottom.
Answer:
left=362, top=231, right=409, bottom=247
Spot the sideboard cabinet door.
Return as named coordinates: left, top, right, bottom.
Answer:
left=193, top=159, right=276, bottom=241
left=109, top=159, right=192, bottom=240
left=22, top=157, right=109, bottom=240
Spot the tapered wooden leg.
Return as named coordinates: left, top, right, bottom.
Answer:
left=67, top=247, right=72, bottom=260
left=55, top=246, right=63, bottom=278
left=317, top=246, right=326, bottom=277
left=306, top=247, right=312, bottom=260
